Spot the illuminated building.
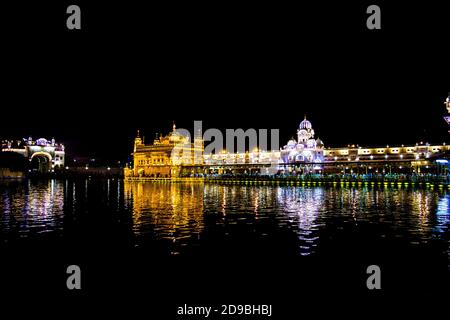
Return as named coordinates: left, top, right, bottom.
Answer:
left=1, top=137, right=65, bottom=172
left=128, top=116, right=450, bottom=178
left=127, top=123, right=204, bottom=178
left=202, top=117, right=323, bottom=175
left=322, top=142, right=449, bottom=174
left=281, top=116, right=324, bottom=163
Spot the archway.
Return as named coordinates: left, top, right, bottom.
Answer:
left=30, top=152, right=52, bottom=173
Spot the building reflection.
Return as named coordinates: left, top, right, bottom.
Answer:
left=0, top=180, right=65, bottom=240
left=276, top=187, right=323, bottom=256
left=124, top=181, right=205, bottom=253
left=435, top=195, right=450, bottom=269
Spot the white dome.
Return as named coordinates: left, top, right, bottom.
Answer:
left=299, top=117, right=312, bottom=130
left=36, top=138, right=48, bottom=146
left=287, top=139, right=296, bottom=147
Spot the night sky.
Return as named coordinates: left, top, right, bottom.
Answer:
left=2, top=1, right=449, bottom=162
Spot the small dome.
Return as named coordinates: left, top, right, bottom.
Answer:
left=299, top=116, right=312, bottom=130
left=287, top=139, right=296, bottom=147
left=316, top=137, right=324, bottom=147
left=36, top=138, right=48, bottom=146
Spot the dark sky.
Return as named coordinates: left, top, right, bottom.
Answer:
left=2, top=1, right=449, bottom=162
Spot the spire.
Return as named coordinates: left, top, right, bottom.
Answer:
left=304, top=114, right=307, bottom=120
left=173, top=121, right=176, bottom=132
left=445, top=93, right=450, bottom=113
left=134, top=129, right=143, bottom=150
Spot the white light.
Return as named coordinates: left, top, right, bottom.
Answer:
left=107, top=167, right=111, bottom=171
left=65, top=166, right=69, bottom=170
left=370, top=155, right=374, bottom=160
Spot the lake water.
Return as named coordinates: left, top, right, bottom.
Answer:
left=1, top=179, right=449, bottom=262
left=1, top=178, right=450, bottom=300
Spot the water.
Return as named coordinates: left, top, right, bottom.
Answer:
left=2, top=178, right=450, bottom=309
left=1, top=179, right=449, bottom=264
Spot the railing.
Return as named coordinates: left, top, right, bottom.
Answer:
left=126, top=173, right=450, bottom=185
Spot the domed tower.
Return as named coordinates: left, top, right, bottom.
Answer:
left=315, top=137, right=324, bottom=149
left=315, top=137, right=325, bottom=162
left=297, top=115, right=315, bottom=144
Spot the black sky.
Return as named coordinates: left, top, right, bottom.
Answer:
left=1, top=1, right=449, bottom=162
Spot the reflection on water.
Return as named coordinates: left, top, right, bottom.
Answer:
left=124, top=182, right=205, bottom=254
left=436, top=195, right=450, bottom=268
left=1, top=179, right=450, bottom=264
left=0, top=180, right=65, bottom=241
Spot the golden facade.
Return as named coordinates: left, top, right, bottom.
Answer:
left=126, top=122, right=449, bottom=177
left=127, top=124, right=204, bottom=178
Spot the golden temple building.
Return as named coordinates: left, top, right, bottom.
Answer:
left=126, top=120, right=450, bottom=178
left=126, top=123, right=204, bottom=178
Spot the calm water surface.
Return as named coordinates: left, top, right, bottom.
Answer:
left=1, top=179, right=449, bottom=267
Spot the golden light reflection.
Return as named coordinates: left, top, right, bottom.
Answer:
left=124, top=181, right=205, bottom=251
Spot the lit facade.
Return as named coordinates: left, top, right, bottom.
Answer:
left=128, top=117, right=449, bottom=178
left=322, top=142, right=449, bottom=174
left=280, top=116, right=324, bottom=164
left=128, top=124, right=204, bottom=178
left=1, top=137, right=65, bottom=172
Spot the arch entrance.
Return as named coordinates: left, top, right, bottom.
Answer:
left=30, top=152, right=52, bottom=173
